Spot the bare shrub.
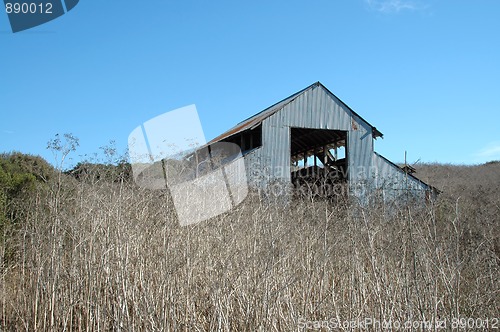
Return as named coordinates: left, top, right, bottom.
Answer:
left=0, top=162, right=498, bottom=331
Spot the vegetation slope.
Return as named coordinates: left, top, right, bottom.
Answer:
left=0, top=149, right=498, bottom=331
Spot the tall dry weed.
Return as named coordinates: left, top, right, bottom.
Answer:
left=0, top=163, right=499, bottom=331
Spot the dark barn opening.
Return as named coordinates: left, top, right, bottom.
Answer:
left=290, top=128, right=348, bottom=198
left=221, top=125, right=262, bottom=155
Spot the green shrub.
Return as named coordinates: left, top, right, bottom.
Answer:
left=0, top=152, right=55, bottom=227
left=66, top=161, right=132, bottom=184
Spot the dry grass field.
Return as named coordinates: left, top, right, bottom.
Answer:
left=1, top=157, right=499, bottom=331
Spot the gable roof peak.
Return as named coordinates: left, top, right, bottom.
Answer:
left=209, top=82, right=383, bottom=143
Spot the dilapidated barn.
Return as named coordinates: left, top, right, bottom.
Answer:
left=208, top=82, right=438, bottom=202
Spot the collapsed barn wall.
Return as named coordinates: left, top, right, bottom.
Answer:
left=370, top=152, right=436, bottom=202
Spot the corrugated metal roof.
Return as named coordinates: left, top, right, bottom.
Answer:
left=209, top=82, right=383, bottom=144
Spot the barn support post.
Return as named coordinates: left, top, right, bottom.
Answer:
left=323, top=145, right=328, bottom=175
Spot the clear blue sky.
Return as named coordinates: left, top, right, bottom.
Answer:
left=1, top=0, right=499, bottom=168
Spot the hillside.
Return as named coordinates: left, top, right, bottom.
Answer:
left=417, top=161, right=500, bottom=218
